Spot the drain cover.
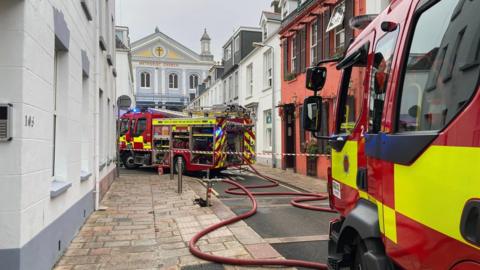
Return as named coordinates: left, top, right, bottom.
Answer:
left=181, top=263, right=224, bottom=270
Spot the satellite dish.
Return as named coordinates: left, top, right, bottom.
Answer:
left=117, top=95, right=132, bottom=110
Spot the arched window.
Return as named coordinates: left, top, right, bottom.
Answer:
left=140, top=72, right=151, bottom=88
left=189, top=74, right=199, bottom=89
left=169, top=73, right=178, bottom=89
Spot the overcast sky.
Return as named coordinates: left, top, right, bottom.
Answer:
left=116, top=0, right=272, bottom=60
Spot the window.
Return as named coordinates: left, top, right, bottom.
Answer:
left=189, top=74, right=199, bottom=89
left=169, top=73, right=178, bottom=89
left=234, top=36, right=240, bottom=52
left=397, top=0, right=478, bottom=133
left=291, top=35, right=297, bottom=73
left=247, top=64, right=253, bottom=97
left=334, top=27, right=346, bottom=55
left=234, top=72, right=239, bottom=99
left=223, top=81, right=227, bottom=103
left=52, top=51, right=59, bottom=176
left=264, top=49, right=273, bottom=88
left=224, top=45, right=232, bottom=60
left=310, top=20, right=318, bottom=65
left=337, top=46, right=368, bottom=134
left=134, top=118, right=147, bottom=137
left=140, top=71, right=151, bottom=88
left=120, top=119, right=130, bottom=136
left=228, top=76, right=233, bottom=101
left=368, top=29, right=399, bottom=133
left=264, top=110, right=273, bottom=150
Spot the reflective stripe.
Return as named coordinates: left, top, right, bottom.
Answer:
left=395, top=146, right=480, bottom=249
left=153, top=118, right=217, bottom=125
left=331, top=140, right=358, bottom=189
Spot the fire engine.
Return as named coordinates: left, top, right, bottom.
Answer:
left=120, top=105, right=255, bottom=173
left=303, top=0, right=480, bottom=269
left=119, top=108, right=186, bottom=169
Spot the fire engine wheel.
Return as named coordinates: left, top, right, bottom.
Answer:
left=123, top=154, right=139, bottom=170
left=351, top=240, right=368, bottom=270
left=173, top=156, right=186, bottom=174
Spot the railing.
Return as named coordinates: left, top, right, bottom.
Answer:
left=135, top=93, right=190, bottom=104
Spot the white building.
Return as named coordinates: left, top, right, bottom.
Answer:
left=238, top=11, right=282, bottom=167
left=0, top=0, right=117, bottom=269
left=115, top=26, right=135, bottom=112
left=131, top=28, right=215, bottom=111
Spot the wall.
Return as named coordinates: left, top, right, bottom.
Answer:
left=238, top=31, right=282, bottom=167
left=0, top=0, right=117, bottom=269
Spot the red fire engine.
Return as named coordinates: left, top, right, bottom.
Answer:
left=120, top=105, right=255, bottom=173
left=119, top=108, right=186, bottom=169
left=303, top=0, right=480, bottom=269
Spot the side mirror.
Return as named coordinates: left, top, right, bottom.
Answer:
left=306, top=67, right=327, bottom=91
left=303, top=96, right=323, bottom=132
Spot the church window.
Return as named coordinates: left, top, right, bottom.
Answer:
left=140, top=71, right=151, bottom=88
left=189, top=74, right=199, bottom=89
left=169, top=73, right=179, bottom=89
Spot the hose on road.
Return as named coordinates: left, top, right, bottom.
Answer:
left=188, top=163, right=336, bottom=269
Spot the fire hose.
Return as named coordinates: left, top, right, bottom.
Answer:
left=188, top=162, right=337, bottom=269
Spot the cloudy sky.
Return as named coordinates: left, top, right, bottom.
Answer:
left=116, top=0, right=272, bottom=60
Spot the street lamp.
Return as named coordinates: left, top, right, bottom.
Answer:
left=253, top=42, right=277, bottom=168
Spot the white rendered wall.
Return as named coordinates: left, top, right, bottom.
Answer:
left=0, top=0, right=116, bottom=251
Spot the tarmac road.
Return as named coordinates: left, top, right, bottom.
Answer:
left=211, top=169, right=337, bottom=269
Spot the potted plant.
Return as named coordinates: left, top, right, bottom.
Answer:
left=305, top=140, right=319, bottom=177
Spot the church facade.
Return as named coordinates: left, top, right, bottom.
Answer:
left=131, top=28, right=215, bottom=110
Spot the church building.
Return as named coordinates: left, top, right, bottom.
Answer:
left=131, top=28, right=215, bottom=110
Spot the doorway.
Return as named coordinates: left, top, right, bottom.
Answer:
left=284, top=104, right=296, bottom=170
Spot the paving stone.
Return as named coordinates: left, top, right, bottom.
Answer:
left=104, top=241, right=131, bottom=248
left=244, top=243, right=281, bottom=259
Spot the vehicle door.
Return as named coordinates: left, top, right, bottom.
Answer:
left=330, top=31, right=374, bottom=215
left=133, top=117, right=147, bottom=149
left=364, top=0, right=480, bottom=268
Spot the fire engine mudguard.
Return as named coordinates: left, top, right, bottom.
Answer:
left=329, top=199, right=394, bottom=270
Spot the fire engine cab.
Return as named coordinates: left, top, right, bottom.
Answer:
left=119, top=108, right=186, bottom=169
left=303, top=0, right=480, bottom=269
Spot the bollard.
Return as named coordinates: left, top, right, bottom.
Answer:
left=205, top=181, right=213, bottom=207
left=177, top=158, right=183, bottom=194
left=170, top=151, right=174, bottom=180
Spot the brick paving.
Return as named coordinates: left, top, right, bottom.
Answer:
left=54, top=172, right=293, bottom=270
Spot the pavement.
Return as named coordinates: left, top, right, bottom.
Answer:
left=54, top=167, right=304, bottom=270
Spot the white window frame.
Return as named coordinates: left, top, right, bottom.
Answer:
left=189, top=74, right=199, bottom=90
left=264, top=109, right=273, bottom=151
left=310, top=20, right=318, bottom=65
left=234, top=36, right=240, bottom=53
left=263, top=49, right=273, bottom=88
left=291, top=35, right=297, bottom=73
left=234, top=72, right=239, bottom=99
left=334, top=26, right=346, bottom=55
left=224, top=45, right=232, bottom=61
left=169, top=73, right=179, bottom=89
left=246, top=64, right=253, bottom=97
left=140, top=71, right=151, bottom=88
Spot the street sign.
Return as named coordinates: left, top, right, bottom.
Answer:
left=117, top=95, right=132, bottom=110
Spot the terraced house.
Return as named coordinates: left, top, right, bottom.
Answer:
left=0, top=0, right=118, bottom=269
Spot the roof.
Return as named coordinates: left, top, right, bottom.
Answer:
left=201, top=28, right=211, bottom=41
left=131, top=28, right=202, bottom=60
left=263, top=11, right=281, bottom=21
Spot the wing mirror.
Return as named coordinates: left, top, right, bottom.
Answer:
left=306, top=66, right=327, bottom=92
left=303, top=96, right=323, bottom=132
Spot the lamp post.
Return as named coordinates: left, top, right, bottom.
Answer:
left=253, top=42, right=277, bottom=168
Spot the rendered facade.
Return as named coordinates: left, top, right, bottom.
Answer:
left=0, top=0, right=117, bottom=269
left=131, top=28, right=215, bottom=111
left=115, top=26, right=135, bottom=112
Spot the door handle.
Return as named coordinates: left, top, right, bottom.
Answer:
left=460, top=199, right=480, bottom=246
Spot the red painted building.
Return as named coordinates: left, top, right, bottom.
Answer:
left=279, top=0, right=366, bottom=179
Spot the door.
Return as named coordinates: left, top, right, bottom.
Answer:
left=365, top=0, right=480, bottom=268
left=284, top=104, right=296, bottom=169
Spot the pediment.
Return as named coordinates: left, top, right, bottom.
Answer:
left=132, top=33, right=201, bottom=62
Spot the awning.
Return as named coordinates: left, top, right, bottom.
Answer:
left=326, top=1, right=346, bottom=32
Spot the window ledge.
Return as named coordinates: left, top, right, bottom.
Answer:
left=262, top=86, right=273, bottom=92
left=80, top=170, right=92, bottom=182
left=245, top=95, right=253, bottom=100
left=99, top=162, right=106, bottom=171
left=50, top=180, right=72, bottom=199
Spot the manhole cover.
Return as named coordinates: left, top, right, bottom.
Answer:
left=181, top=263, right=224, bottom=270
